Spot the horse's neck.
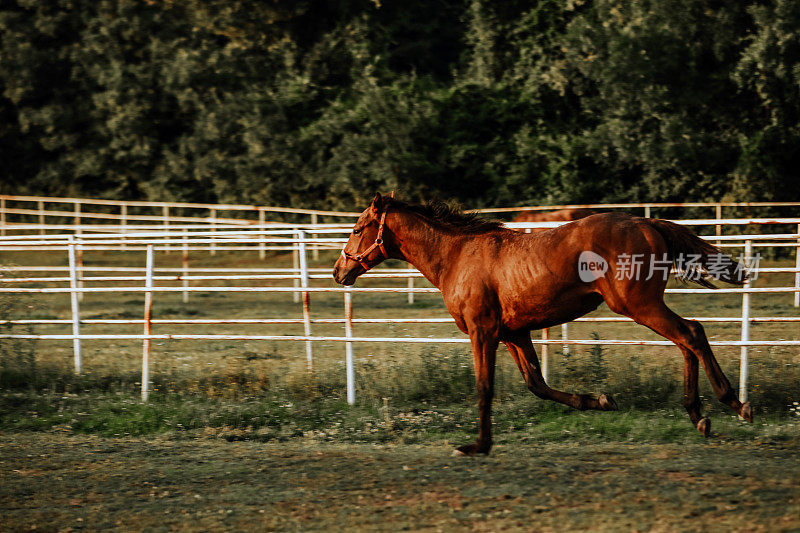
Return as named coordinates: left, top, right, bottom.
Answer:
left=391, top=212, right=460, bottom=289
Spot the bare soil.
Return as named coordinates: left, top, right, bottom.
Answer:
left=2, top=433, right=799, bottom=532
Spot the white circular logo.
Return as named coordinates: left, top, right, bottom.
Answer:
left=578, top=251, right=608, bottom=282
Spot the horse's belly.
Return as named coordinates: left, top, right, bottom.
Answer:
left=500, top=290, right=603, bottom=331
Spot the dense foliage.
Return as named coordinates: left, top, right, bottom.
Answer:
left=1, top=0, right=799, bottom=209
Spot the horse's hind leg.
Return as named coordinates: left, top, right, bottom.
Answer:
left=504, top=333, right=618, bottom=412
left=630, top=303, right=752, bottom=428
left=677, top=344, right=710, bottom=436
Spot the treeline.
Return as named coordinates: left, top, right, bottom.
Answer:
left=1, top=0, right=799, bottom=210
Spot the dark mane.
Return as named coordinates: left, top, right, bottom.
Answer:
left=385, top=197, right=505, bottom=234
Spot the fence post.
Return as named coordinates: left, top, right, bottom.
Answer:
left=75, top=245, right=84, bottom=303
left=739, top=239, right=752, bottom=404
left=644, top=205, right=651, bottom=218
left=293, top=243, right=300, bottom=303
left=38, top=201, right=45, bottom=235
left=407, top=276, right=415, bottom=305
left=297, top=230, right=313, bottom=370
left=794, top=223, right=799, bottom=308
left=0, top=197, right=5, bottom=236
left=541, top=328, right=550, bottom=382
left=162, top=205, right=170, bottom=253
left=210, top=208, right=216, bottom=255
left=182, top=229, right=189, bottom=303
left=311, top=213, right=319, bottom=260
left=142, top=244, right=154, bottom=402
left=74, top=202, right=84, bottom=301
left=344, top=289, right=355, bottom=405
left=561, top=323, right=570, bottom=355
left=715, top=204, right=722, bottom=246
left=67, top=236, right=82, bottom=374
left=258, top=209, right=266, bottom=260
left=121, top=204, right=127, bottom=250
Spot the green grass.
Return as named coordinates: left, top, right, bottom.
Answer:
left=2, top=391, right=799, bottom=446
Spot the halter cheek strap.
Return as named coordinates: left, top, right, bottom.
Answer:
left=341, top=208, right=389, bottom=271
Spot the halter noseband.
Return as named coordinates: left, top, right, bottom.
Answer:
left=341, top=207, right=389, bottom=271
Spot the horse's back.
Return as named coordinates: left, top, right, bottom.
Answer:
left=493, top=212, right=668, bottom=329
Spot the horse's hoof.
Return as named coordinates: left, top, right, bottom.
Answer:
left=739, top=402, right=753, bottom=423
left=696, top=417, right=711, bottom=437
left=452, top=443, right=490, bottom=457
left=599, top=394, right=618, bottom=411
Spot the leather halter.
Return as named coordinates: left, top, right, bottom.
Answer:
left=341, top=207, right=389, bottom=271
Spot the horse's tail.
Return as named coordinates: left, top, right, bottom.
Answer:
left=645, top=218, right=747, bottom=288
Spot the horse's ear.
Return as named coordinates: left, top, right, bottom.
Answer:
left=369, top=193, right=383, bottom=215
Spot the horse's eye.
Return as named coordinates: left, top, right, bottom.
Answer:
left=353, top=228, right=361, bottom=235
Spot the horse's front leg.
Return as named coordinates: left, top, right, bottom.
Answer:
left=454, top=328, right=498, bottom=456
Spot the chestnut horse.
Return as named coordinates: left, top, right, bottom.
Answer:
left=333, top=195, right=752, bottom=456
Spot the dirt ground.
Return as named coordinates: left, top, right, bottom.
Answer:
left=2, top=432, right=799, bottom=532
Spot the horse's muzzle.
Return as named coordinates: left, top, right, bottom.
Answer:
left=334, top=270, right=358, bottom=286
left=333, top=253, right=364, bottom=285
left=332, top=261, right=354, bottom=286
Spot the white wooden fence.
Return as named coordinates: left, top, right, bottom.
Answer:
left=1, top=214, right=799, bottom=404
left=3, top=192, right=800, bottom=229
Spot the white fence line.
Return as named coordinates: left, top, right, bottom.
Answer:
left=1, top=220, right=799, bottom=403
left=4, top=316, right=800, bottom=325
left=2, top=193, right=800, bottom=228
left=1, top=284, right=799, bottom=294
left=3, top=333, right=799, bottom=347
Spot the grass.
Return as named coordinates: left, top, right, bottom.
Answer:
left=2, top=390, right=799, bottom=446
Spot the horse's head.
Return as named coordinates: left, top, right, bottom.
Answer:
left=333, top=193, right=393, bottom=286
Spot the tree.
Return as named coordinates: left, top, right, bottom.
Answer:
left=1, top=0, right=798, bottom=208
left=732, top=0, right=800, bottom=202
left=558, top=0, right=754, bottom=202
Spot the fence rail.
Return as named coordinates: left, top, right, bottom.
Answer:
left=1, top=200, right=799, bottom=403
left=3, top=193, right=800, bottom=233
